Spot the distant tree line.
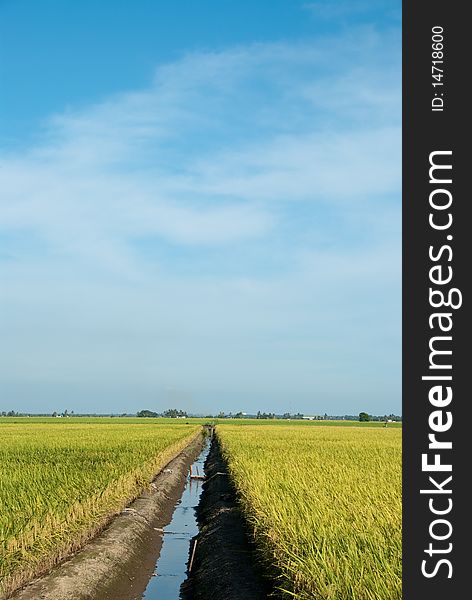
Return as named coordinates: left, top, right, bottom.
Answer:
left=136, top=408, right=188, bottom=418
left=358, top=412, right=402, bottom=422
left=136, top=410, right=159, bottom=418
left=0, top=409, right=402, bottom=421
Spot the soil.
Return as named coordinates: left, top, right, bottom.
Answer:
left=180, top=436, right=275, bottom=600
left=9, top=434, right=204, bottom=600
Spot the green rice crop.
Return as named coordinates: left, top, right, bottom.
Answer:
left=218, top=424, right=402, bottom=600
left=0, top=420, right=200, bottom=597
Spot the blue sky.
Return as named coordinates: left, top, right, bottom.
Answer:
left=0, top=0, right=401, bottom=416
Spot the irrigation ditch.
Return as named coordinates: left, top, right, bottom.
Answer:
left=7, top=427, right=275, bottom=600
left=180, top=431, right=274, bottom=600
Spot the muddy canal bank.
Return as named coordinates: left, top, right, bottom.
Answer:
left=10, top=433, right=204, bottom=600
left=181, top=437, right=274, bottom=600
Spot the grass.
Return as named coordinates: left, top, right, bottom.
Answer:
left=217, top=424, right=402, bottom=600
left=0, top=420, right=201, bottom=598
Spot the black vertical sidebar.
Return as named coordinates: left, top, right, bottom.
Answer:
left=403, top=2, right=468, bottom=599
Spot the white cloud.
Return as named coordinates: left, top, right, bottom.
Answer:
left=0, top=31, right=401, bottom=413
left=187, top=127, right=400, bottom=203
left=1, top=35, right=400, bottom=260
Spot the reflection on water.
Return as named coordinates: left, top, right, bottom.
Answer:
left=142, top=442, right=209, bottom=599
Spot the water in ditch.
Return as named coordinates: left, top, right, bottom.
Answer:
left=141, top=440, right=209, bottom=599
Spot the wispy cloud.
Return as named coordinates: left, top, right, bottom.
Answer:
left=0, top=29, right=401, bottom=414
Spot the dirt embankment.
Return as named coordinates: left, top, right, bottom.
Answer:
left=9, top=434, right=204, bottom=600
left=181, top=436, right=275, bottom=600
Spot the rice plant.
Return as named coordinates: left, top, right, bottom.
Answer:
left=0, top=420, right=200, bottom=597
left=218, top=424, right=402, bottom=600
